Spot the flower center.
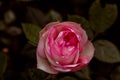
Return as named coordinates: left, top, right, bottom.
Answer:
left=55, top=31, right=78, bottom=56
left=63, top=32, right=78, bottom=47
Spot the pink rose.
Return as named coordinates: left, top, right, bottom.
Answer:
left=36, top=22, right=94, bottom=74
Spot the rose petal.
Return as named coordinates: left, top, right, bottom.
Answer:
left=81, top=41, right=95, bottom=59
left=59, top=22, right=88, bottom=45
left=39, top=22, right=59, bottom=37
left=51, top=56, right=89, bottom=72
left=73, top=48, right=80, bottom=63
left=62, top=64, right=79, bottom=67
left=45, top=45, right=76, bottom=65
left=52, top=66, right=71, bottom=72
left=70, top=41, right=94, bottom=71
left=46, top=30, right=78, bottom=65
left=36, top=54, right=58, bottom=74
left=70, top=56, right=90, bottom=71
left=37, top=31, right=48, bottom=58
left=37, top=22, right=59, bottom=58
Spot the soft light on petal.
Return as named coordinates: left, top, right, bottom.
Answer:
left=36, top=54, right=58, bottom=74
left=70, top=56, right=90, bottom=71
left=39, top=22, right=59, bottom=37
left=81, top=41, right=95, bottom=59
left=37, top=31, right=48, bottom=58
left=59, top=22, right=88, bottom=45
left=52, top=66, right=71, bottom=72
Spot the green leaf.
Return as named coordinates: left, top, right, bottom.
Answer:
left=110, top=66, right=120, bottom=80
left=46, top=10, right=62, bottom=22
left=74, top=66, right=91, bottom=80
left=22, top=23, right=41, bottom=46
left=89, top=0, right=117, bottom=33
left=0, top=52, right=7, bottom=76
left=25, top=7, right=46, bottom=26
left=68, top=15, right=94, bottom=40
left=60, top=76, right=77, bottom=80
left=94, top=40, right=120, bottom=63
left=28, top=41, right=38, bottom=47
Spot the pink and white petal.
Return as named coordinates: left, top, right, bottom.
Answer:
left=44, top=36, right=64, bottom=67
left=78, top=56, right=91, bottom=64
left=80, top=30, right=88, bottom=45
left=71, top=63, right=87, bottom=72
left=61, top=21, right=81, bottom=30
left=45, top=50, right=59, bottom=66
left=45, top=42, right=77, bottom=66
left=62, top=64, right=79, bottom=67
left=81, top=41, right=95, bottom=59
left=73, top=49, right=80, bottom=63
left=37, top=31, right=49, bottom=58
left=68, top=22, right=88, bottom=45
left=44, top=37, right=59, bottom=66
left=55, top=22, right=88, bottom=45
left=37, top=54, right=58, bottom=74
left=37, top=22, right=59, bottom=58
left=39, top=22, right=59, bottom=37
left=52, top=66, right=71, bottom=72
left=70, top=56, right=90, bottom=71
left=59, top=56, right=89, bottom=71
left=50, top=45, right=77, bottom=65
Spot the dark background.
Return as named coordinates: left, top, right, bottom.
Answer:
left=0, top=0, right=120, bottom=80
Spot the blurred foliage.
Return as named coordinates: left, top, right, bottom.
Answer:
left=110, top=66, right=120, bottom=80
left=0, top=0, right=120, bottom=80
left=0, top=52, right=7, bottom=77
left=89, top=0, right=118, bottom=33
left=21, top=43, right=36, bottom=59
left=74, top=66, right=91, bottom=80
left=25, top=7, right=46, bottom=26
left=94, top=40, right=120, bottom=63
left=46, top=10, right=62, bottom=22
left=21, top=68, right=48, bottom=80
left=4, top=10, right=16, bottom=24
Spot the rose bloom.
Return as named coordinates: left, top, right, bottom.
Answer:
left=36, top=22, right=94, bottom=74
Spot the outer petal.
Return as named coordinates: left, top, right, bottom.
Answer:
left=71, top=56, right=90, bottom=71
left=37, top=31, right=48, bottom=58
left=37, top=22, right=59, bottom=60
left=81, top=41, right=95, bottom=59
left=37, top=54, right=58, bottom=74
left=52, top=66, right=71, bottom=72
left=70, top=41, right=94, bottom=71
left=39, top=22, right=59, bottom=37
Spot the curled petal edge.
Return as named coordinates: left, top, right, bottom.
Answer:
left=37, top=54, right=58, bottom=74
left=81, top=41, right=95, bottom=59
